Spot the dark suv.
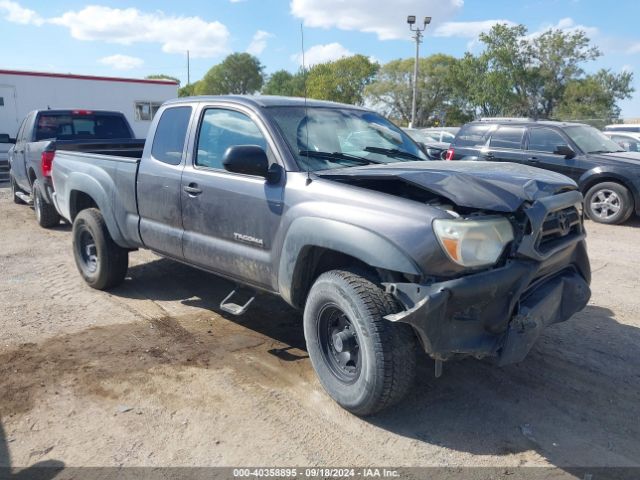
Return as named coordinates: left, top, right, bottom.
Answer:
left=446, top=120, right=640, bottom=224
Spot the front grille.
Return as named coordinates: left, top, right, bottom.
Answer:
left=536, top=206, right=582, bottom=253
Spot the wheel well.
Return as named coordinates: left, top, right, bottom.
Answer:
left=581, top=177, right=634, bottom=200
left=27, top=168, right=37, bottom=186
left=289, top=246, right=408, bottom=309
left=69, top=190, right=98, bottom=221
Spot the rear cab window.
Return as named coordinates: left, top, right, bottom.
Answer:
left=150, top=106, right=192, bottom=165
left=453, top=124, right=492, bottom=147
left=34, top=111, right=132, bottom=141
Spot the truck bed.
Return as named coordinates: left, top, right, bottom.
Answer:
left=53, top=138, right=145, bottom=159
left=51, top=149, right=143, bottom=249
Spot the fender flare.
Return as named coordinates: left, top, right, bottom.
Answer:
left=278, top=217, right=421, bottom=306
left=578, top=167, right=640, bottom=211
left=65, top=172, right=131, bottom=248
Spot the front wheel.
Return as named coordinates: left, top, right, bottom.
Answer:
left=584, top=182, right=634, bottom=225
left=33, top=179, right=60, bottom=228
left=72, top=208, right=129, bottom=290
left=303, top=269, right=417, bottom=416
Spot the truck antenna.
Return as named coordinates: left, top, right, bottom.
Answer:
left=301, top=23, right=311, bottom=185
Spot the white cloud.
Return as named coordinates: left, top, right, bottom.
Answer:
left=433, top=19, right=515, bottom=39
left=99, top=54, right=144, bottom=71
left=0, top=0, right=43, bottom=25
left=292, top=42, right=353, bottom=67
left=627, top=43, right=640, bottom=54
left=49, top=5, right=229, bottom=58
left=246, top=30, right=273, bottom=56
left=290, top=0, right=463, bottom=40
left=528, top=17, right=598, bottom=38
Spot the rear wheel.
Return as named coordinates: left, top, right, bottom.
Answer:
left=11, top=175, right=25, bottom=204
left=72, top=208, right=129, bottom=290
left=33, top=179, right=61, bottom=228
left=303, top=269, right=417, bottom=416
left=584, top=182, right=633, bottom=225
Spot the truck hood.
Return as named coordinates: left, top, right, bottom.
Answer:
left=317, top=160, right=577, bottom=213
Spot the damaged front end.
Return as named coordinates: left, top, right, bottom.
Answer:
left=384, top=190, right=591, bottom=367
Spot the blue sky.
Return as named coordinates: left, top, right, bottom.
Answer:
left=1, top=0, right=639, bottom=116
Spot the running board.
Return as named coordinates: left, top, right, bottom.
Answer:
left=15, top=192, right=33, bottom=205
left=220, top=289, right=255, bottom=316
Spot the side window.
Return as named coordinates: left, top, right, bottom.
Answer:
left=150, top=106, right=192, bottom=165
left=489, top=126, right=525, bottom=149
left=454, top=124, right=492, bottom=147
left=527, top=128, right=567, bottom=154
left=195, top=109, right=267, bottom=171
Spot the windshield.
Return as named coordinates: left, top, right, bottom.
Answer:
left=564, top=125, right=625, bottom=154
left=268, top=106, right=427, bottom=171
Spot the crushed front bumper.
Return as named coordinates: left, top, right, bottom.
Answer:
left=385, top=191, right=591, bottom=366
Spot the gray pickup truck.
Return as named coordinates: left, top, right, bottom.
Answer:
left=8, top=109, right=144, bottom=227
left=51, top=96, right=591, bottom=415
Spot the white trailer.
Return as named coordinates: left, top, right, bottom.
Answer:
left=0, top=69, right=179, bottom=140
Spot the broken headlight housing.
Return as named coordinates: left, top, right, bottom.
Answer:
left=433, top=217, right=514, bottom=268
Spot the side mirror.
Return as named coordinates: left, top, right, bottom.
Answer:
left=0, top=133, right=13, bottom=144
left=554, top=144, right=575, bottom=159
left=222, top=145, right=269, bottom=178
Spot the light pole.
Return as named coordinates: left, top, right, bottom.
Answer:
left=407, top=15, right=431, bottom=128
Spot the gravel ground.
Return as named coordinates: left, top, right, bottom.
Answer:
left=0, top=185, right=639, bottom=471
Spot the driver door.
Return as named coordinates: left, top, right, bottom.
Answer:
left=180, top=105, right=285, bottom=290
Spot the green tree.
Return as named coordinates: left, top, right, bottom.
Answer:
left=178, top=82, right=198, bottom=97
left=555, top=69, right=634, bottom=126
left=305, top=55, right=379, bottom=105
left=145, top=74, right=181, bottom=85
left=195, top=53, right=265, bottom=95
left=366, top=54, right=461, bottom=126
left=454, top=23, right=626, bottom=120
left=262, top=70, right=305, bottom=97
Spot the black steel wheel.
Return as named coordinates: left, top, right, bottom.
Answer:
left=303, top=269, right=417, bottom=416
left=72, top=208, right=128, bottom=290
left=317, top=304, right=361, bottom=384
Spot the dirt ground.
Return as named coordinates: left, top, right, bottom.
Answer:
left=0, top=184, right=639, bottom=471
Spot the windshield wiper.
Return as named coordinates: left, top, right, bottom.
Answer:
left=588, top=149, right=625, bottom=154
left=363, top=146, right=422, bottom=160
left=298, top=150, right=384, bottom=165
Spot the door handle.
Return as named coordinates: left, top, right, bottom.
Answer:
left=483, top=152, right=494, bottom=159
left=183, top=184, right=202, bottom=195
left=528, top=156, right=539, bottom=163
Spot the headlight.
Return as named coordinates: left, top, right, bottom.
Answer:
left=433, top=217, right=514, bottom=268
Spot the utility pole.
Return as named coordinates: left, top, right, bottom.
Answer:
left=407, top=16, right=431, bottom=128
left=187, top=50, right=190, bottom=86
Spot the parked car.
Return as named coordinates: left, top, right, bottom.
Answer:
left=603, top=131, right=640, bottom=153
left=51, top=96, right=591, bottom=415
left=8, top=109, right=144, bottom=228
left=446, top=119, right=640, bottom=224
left=402, top=128, right=449, bottom=159
left=603, top=124, right=640, bottom=133
left=420, top=127, right=459, bottom=143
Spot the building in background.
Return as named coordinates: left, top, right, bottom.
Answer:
left=0, top=69, right=178, bottom=140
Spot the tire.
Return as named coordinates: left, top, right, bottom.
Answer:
left=303, top=269, right=417, bottom=416
left=584, top=182, right=634, bottom=225
left=33, top=179, right=61, bottom=228
left=72, top=208, right=129, bottom=290
left=11, top=174, right=25, bottom=205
